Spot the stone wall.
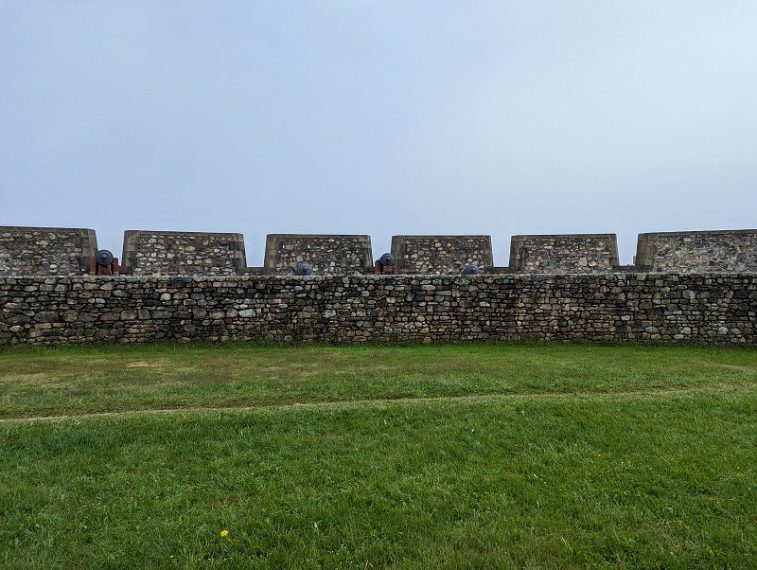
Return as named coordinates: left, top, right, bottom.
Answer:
left=3, top=226, right=756, bottom=277
left=263, top=235, right=373, bottom=275
left=509, top=234, right=619, bottom=274
left=121, top=230, right=247, bottom=276
left=391, top=236, right=493, bottom=274
left=0, top=226, right=97, bottom=276
left=2, top=273, right=754, bottom=346
left=636, top=230, right=757, bottom=272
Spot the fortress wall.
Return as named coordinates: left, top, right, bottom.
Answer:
left=391, top=236, right=493, bottom=274
left=508, top=234, right=619, bottom=274
left=263, top=235, right=373, bottom=275
left=0, top=226, right=97, bottom=276
left=121, top=230, right=246, bottom=276
left=636, top=230, right=757, bottom=272
left=4, top=226, right=756, bottom=276
left=2, top=273, right=755, bottom=346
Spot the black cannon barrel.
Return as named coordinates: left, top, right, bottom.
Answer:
left=462, top=263, right=480, bottom=275
left=96, top=249, right=114, bottom=266
left=294, top=261, right=313, bottom=276
left=379, top=253, right=395, bottom=266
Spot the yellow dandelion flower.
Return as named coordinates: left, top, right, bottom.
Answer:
left=220, top=529, right=230, bottom=538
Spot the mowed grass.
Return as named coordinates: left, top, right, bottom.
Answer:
left=1, top=343, right=756, bottom=419
left=0, top=344, right=755, bottom=568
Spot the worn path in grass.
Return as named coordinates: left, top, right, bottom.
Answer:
left=0, top=344, right=755, bottom=568
left=1, top=343, right=756, bottom=419
left=0, top=383, right=750, bottom=424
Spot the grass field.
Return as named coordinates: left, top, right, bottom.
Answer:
left=0, top=343, right=755, bottom=568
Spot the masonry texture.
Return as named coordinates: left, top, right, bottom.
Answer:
left=636, top=230, right=757, bottom=272
left=391, top=236, right=494, bottom=274
left=1, top=274, right=754, bottom=346
left=121, top=231, right=246, bottom=276
left=0, top=227, right=97, bottom=276
left=264, top=235, right=373, bottom=275
left=509, top=234, right=619, bottom=274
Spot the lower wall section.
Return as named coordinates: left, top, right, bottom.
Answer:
left=1, top=274, right=756, bottom=346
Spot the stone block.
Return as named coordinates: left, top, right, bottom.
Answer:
left=635, top=229, right=757, bottom=272
left=264, top=234, right=373, bottom=275
left=121, top=230, right=247, bottom=276
left=508, top=234, right=619, bottom=274
left=0, top=226, right=97, bottom=276
left=391, top=235, right=493, bottom=274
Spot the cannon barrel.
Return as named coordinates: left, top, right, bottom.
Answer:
left=96, top=249, right=114, bottom=266
left=294, top=261, right=313, bottom=276
left=378, top=253, right=395, bottom=266
left=462, top=263, right=480, bottom=275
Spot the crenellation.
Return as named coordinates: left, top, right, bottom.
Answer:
left=391, top=235, right=493, bottom=274
left=121, top=230, right=246, bottom=276
left=1, top=225, right=755, bottom=279
left=635, top=230, right=757, bottom=272
left=509, top=234, right=619, bottom=274
left=263, top=234, right=373, bottom=275
left=0, top=226, right=97, bottom=276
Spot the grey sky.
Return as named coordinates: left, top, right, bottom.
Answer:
left=1, top=1, right=756, bottom=266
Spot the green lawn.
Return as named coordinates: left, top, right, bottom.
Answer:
left=0, top=344, right=755, bottom=568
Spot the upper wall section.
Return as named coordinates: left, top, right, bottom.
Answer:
left=508, top=234, right=619, bottom=274
left=636, top=230, right=757, bottom=272
left=264, top=234, right=373, bottom=275
left=4, top=226, right=755, bottom=276
left=121, top=230, right=247, bottom=275
left=0, top=226, right=97, bottom=276
left=391, top=235, right=493, bottom=274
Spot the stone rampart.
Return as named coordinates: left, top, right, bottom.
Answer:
left=391, top=235, right=493, bottom=274
left=636, top=230, right=757, bottom=272
left=2, top=274, right=754, bottom=346
left=263, top=234, right=373, bottom=275
left=0, top=226, right=97, bottom=276
left=3, top=226, right=756, bottom=276
left=509, top=234, right=619, bottom=274
left=121, top=230, right=246, bottom=276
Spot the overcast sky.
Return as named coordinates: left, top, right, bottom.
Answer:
left=1, top=1, right=756, bottom=266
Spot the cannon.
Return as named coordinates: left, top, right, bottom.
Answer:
left=379, top=253, right=395, bottom=266
left=462, top=263, right=480, bottom=275
left=96, top=249, right=114, bottom=266
left=91, top=249, right=119, bottom=275
left=294, top=261, right=313, bottom=276
left=375, top=252, right=397, bottom=274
